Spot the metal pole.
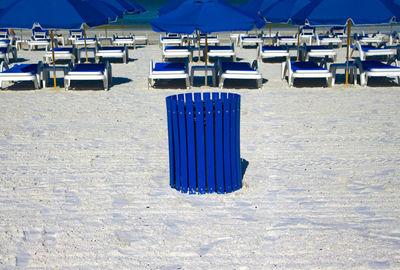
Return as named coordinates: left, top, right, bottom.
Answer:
left=346, top=19, right=351, bottom=85
left=50, top=30, right=57, bottom=88
left=197, top=30, right=201, bottom=63
left=20, top=29, right=23, bottom=50
left=269, top=23, right=272, bottom=46
left=121, top=17, right=124, bottom=36
left=83, top=24, right=88, bottom=63
left=296, top=25, right=300, bottom=61
left=204, top=33, right=208, bottom=86
left=105, top=26, right=108, bottom=45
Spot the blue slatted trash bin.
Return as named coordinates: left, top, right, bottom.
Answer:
left=166, top=92, right=242, bottom=194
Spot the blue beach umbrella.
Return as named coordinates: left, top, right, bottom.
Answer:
left=0, top=0, right=110, bottom=88
left=290, top=0, right=400, bottom=84
left=239, top=0, right=277, bottom=19
left=151, top=0, right=261, bottom=85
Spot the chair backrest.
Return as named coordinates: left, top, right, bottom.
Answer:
left=0, top=29, right=9, bottom=39
left=330, top=26, right=346, bottom=36
left=32, top=27, right=48, bottom=39
left=70, top=30, right=84, bottom=38
left=301, top=25, right=315, bottom=36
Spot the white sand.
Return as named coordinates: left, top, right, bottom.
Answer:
left=1, top=30, right=400, bottom=269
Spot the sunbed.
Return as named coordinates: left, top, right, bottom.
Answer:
left=351, top=41, right=396, bottom=61
left=330, top=26, right=347, bottom=39
left=282, top=59, right=332, bottom=87
left=64, top=61, right=112, bottom=91
left=148, top=60, right=190, bottom=89
left=0, top=61, right=43, bottom=90
left=258, top=45, right=289, bottom=61
left=95, top=45, right=129, bottom=64
left=356, top=59, right=400, bottom=86
left=43, top=46, right=76, bottom=64
left=74, top=37, right=98, bottom=47
left=276, top=35, right=298, bottom=46
left=162, top=45, right=192, bottom=62
left=160, top=35, right=183, bottom=47
left=300, top=25, right=315, bottom=45
left=207, top=44, right=236, bottom=62
left=0, top=45, right=17, bottom=64
left=239, top=34, right=263, bottom=47
left=217, top=60, right=262, bottom=89
left=200, top=34, right=220, bottom=46
left=316, top=34, right=342, bottom=47
left=133, top=34, right=148, bottom=45
left=300, top=45, right=337, bottom=62
left=112, top=35, right=136, bottom=49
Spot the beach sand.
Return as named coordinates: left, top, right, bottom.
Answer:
left=1, top=30, right=400, bottom=269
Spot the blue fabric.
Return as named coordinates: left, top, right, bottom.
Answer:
left=241, top=36, right=259, bottom=40
left=0, top=47, right=8, bottom=53
left=164, top=46, right=189, bottom=50
left=158, top=0, right=185, bottom=16
left=0, top=39, right=10, bottom=43
left=361, top=45, right=384, bottom=51
left=361, top=60, right=400, bottom=71
left=291, top=0, right=400, bottom=25
left=154, top=62, right=185, bottom=72
left=2, top=64, right=38, bottom=74
left=221, top=62, right=253, bottom=72
left=99, top=46, right=124, bottom=51
left=71, top=63, right=106, bottom=72
left=115, top=37, right=133, bottom=40
left=261, top=0, right=312, bottom=23
left=50, top=47, right=73, bottom=52
left=0, top=0, right=110, bottom=29
left=291, top=61, right=325, bottom=72
left=307, top=45, right=330, bottom=50
left=151, top=0, right=260, bottom=34
left=262, top=45, right=286, bottom=51
left=208, top=46, right=232, bottom=51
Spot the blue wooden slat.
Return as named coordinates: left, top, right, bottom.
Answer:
left=166, top=97, right=175, bottom=188
left=178, top=99, right=188, bottom=193
left=214, top=98, right=224, bottom=194
left=195, top=95, right=206, bottom=194
left=205, top=98, right=215, bottom=193
left=236, top=95, right=242, bottom=189
left=185, top=93, right=197, bottom=194
left=222, top=96, right=232, bottom=193
left=229, top=94, right=239, bottom=191
left=171, top=97, right=181, bottom=191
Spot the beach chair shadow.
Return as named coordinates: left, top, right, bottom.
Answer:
left=241, top=158, right=249, bottom=180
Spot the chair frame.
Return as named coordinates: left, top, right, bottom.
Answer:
left=0, top=61, right=43, bottom=90
left=356, top=58, right=400, bottom=87
left=64, top=61, right=112, bottom=91
left=218, top=60, right=262, bottom=89
left=282, top=59, right=332, bottom=87
left=95, top=45, right=129, bottom=64
left=148, top=60, right=190, bottom=89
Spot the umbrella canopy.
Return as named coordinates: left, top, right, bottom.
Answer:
left=260, top=0, right=313, bottom=23
left=291, top=0, right=400, bottom=25
left=151, top=0, right=260, bottom=34
left=239, top=0, right=278, bottom=19
left=158, top=0, right=185, bottom=16
left=0, top=0, right=109, bottom=29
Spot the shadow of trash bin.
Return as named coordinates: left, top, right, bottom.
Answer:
left=166, top=92, right=242, bottom=194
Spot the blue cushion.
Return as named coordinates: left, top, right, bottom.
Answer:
left=262, top=45, right=286, bottom=51
left=50, top=47, right=73, bottom=52
left=0, top=39, right=10, bottom=43
left=164, top=46, right=188, bottom=50
left=291, top=61, right=326, bottom=72
left=2, top=64, right=38, bottom=74
left=361, top=60, right=400, bottom=71
left=318, top=35, right=330, bottom=40
left=153, top=62, right=185, bottom=72
left=0, top=47, right=8, bottom=53
left=241, top=36, right=258, bottom=40
left=361, top=45, right=384, bottom=51
left=161, top=37, right=180, bottom=40
left=99, top=46, right=124, bottom=51
left=71, top=63, right=105, bottom=72
left=307, top=45, right=330, bottom=50
left=115, top=37, right=133, bottom=40
left=221, top=62, right=253, bottom=72
left=208, top=46, right=232, bottom=51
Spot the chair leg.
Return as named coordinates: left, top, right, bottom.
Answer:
left=257, top=79, right=262, bottom=89
left=185, top=77, right=190, bottom=89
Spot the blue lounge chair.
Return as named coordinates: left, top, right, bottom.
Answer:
left=300, top=45, right=337, bottom=62
left=0, top=61, right=43, bottom=90
left=43, top=46, right=76, bottom=64
left=162, top=45, right=192, bottom=62
left=64, top=61, right=112, bottom=91
left=356, top=59, right=400, bottom=86
left=351, top=41, right=395, bottom=61
left=282, top=59, right=332, bottom=87
left=113, top=35, right=136, bottom=49
left=218, top=60, right=262, bottom=89
left=95, top=45, right=128, bottom=64
left=0, top=45, right=17, bottom=64
left=207, top=44, right=236, bottom=62
left=258, top=45, right=289, bottom=61
left=148, top=60, right=190, bottom=89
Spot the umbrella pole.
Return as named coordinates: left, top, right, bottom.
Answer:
left=50, top=30, right=57, bottom=88
left=204, top=33, right=208, bottom=87
left=20, top=29, right=23, bottom=50
left=105, top=26, right=108, bottom=46
left=345, top=19, right=351, bottom=85
left=269, top=23, right=272, bottom=46
left=83, top=24, right=88, bottom=63
left=197, top=30, right=201, bottom=63
left=121, top=17, right=124, bottom=36
left=296, top=25, right=300, bottom=61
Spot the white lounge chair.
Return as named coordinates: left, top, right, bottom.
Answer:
left=300, top=45, right=337, bottom=62
left=133, top=34, right=148, bottom=45
left=162, top=45, right=192, bottom=62
left=43, top=46, right=76, bottom=64
left=0, top=45, right=17, bottom=64
left=112, top=35, right=136, bottom=49
left=355, top=33, right=383, bottom=45
left=64, top=61, right=112, bottom=91
left=351, top=41, right=396, bottom=61
left=282, top=59, right=332, bottom=87
left=148, top=60, right=190, bottom=89
left=28, top=27, right=50, bottom=51
left=160, top=35, right=183, bottom=47
left=239, top=34, right=263, bottom=47
left=74, top=36, right=97, bottom=48
left=95, top=45, right=129, bottom=64
left=330, top=26, right=347, bottom=39
left=300, top=25, right=315, bottom=45
left=200, top=34, right=220, bottom=46
left=218, top=60, right=262, bottom=89
left=68, top=29, right=84, bottom=43
left=276, top=35, right=298, bottom=46
left=0, top=61, right=43, bottom=90
left=258, top=45, right=289, bottom=61
left=316, top=34, right=342, bottom=47
left=356, top=59, right=400, bottom=86
left=207, top=44, right=236, bottom=62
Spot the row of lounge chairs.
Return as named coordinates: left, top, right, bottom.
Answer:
left=0, top=61, right=112, bottom=91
